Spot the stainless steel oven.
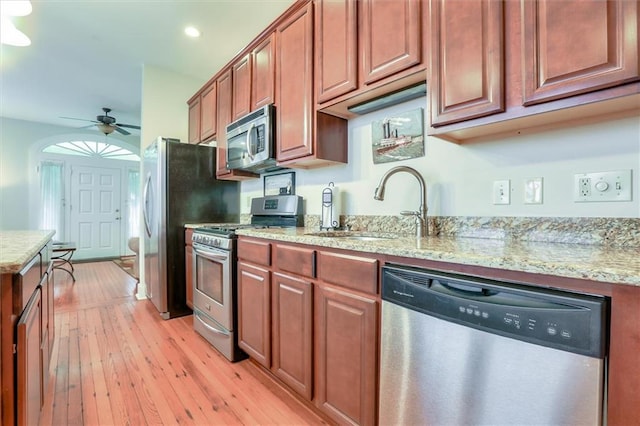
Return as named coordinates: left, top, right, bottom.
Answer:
left=192, top=231, right=245, bottom=362
left=191, top=195, right=303, bottom=362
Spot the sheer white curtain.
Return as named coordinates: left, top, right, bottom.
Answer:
left=39, top=161, right=64, bottom=239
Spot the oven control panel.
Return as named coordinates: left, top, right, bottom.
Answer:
left=192, top=233, right=232, bottom=250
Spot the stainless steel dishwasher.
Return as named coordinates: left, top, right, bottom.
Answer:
left=380, top=264, right=608, bottom=426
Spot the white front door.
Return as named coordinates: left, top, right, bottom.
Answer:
left=69, top=165, right=122, bottom=260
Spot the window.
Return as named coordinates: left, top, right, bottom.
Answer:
left=42, top=140, right=140, bottom=161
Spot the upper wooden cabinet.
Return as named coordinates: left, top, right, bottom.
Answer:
left=251, top=32, right=276, bottom=110
left=428, top=0, right=640, bottom=142
left=187, top=81, right=218, bottom=144
left=187, top=97, right=201, bottom=144
left=200, top=82, right=217, bottom=141
left=360, top=0, right=422, bottom=85
left=429, top=0, right=504, bottom=127
left=277, top=1, right=348, bottom=167
left=216, top=69, right=233, bottom=176
left=315, top=0, right=426, bottom=109
left=315, top=0, right=358, bottom=103
left=232, top=53, right=252, bottom=121
left=521, top=0, right=640, bottom=106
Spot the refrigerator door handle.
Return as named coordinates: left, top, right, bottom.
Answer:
left=143, top=173, right=153, bottom=238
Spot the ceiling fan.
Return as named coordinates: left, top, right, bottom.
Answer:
left=61, top=107, right=141, bottom=135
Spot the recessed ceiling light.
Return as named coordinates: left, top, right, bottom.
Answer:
left=0, top=0, right=32, bottom=17
left=0, top=0, right=32, bottom=46
left=184, top=26, right=200, bottom=38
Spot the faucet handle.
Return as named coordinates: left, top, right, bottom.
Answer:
left=400, top=210, right=421, bottom=217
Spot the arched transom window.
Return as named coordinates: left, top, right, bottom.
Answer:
left=42, top=140, right=140, bottom=161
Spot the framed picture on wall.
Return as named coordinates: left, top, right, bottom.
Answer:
left=371, top=107, right=425, bottom=164
left=263, top=171, right=296, bottom=196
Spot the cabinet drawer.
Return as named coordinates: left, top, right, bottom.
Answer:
left=274, top=244, right=315, bottom=278
left=317, top=251, right=378, bottom=295
left=238, top=238, right=271, bottom=266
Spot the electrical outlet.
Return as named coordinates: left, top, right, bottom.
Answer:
left=574, top=170, right=632, bottom=202
left=493, top=180, right=511, bottom=205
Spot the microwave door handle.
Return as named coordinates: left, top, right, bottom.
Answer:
left=245, top=123, right=256, bottom=160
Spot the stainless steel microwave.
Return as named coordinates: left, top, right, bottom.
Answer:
left=225, top=104, right=277, bottom=173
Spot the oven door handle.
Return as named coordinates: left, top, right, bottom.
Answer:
left=193, top=247, right=228, bottom=262
left=194, top=311, right=230, bottom=336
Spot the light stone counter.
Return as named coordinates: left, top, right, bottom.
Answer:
left=0, top=230, right=56, bottom=274
left=235, top=227, right=640, bottom=287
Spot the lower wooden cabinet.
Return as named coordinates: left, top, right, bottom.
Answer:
left=16, top=288, right=42, bottom=426
left=314, top=284, right=378, bottom=426
left=272, top=272, right=313, bottom=400
left=237, top=237, right=380, bottom=425
left=237, top=261, right=271, bottom=367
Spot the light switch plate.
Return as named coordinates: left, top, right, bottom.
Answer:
left=574, top=170, right=632, bottom=202
left=524, top=177, right=543, bottom=204
left=493, top=180, right=511, bottom=205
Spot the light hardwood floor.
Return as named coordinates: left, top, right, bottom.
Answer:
left=40, top=261, right=328, bottom=425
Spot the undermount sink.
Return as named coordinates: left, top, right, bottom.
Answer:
left=304, top=232, right=395, bottom=241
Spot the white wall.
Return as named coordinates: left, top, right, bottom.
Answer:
left=241, top=97, right=640, bottom=218
left=0, top=117, right=140, bottom=230
left=140, top=65, right=202, bottom=151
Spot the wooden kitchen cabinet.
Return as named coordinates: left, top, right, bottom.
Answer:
left=360, top=0, right=422, bottom=85
left=428, top=0, right=640, bottom=142
left=276, top=1, right=348, bottom=168
left=251, top=32, right=276, bottom=110
left=185, top=228, right=194, bottom=309
left=429, top=0, right=505, bottom=127
left=521, top=0, right=639, bottom=106
left=315, top=0, right=358, bottom=103
left=200, top=82, right=217, bottom=141
left=16, top=288, right=42, bottom=426
left=188, top=96, right=201, bottom=144
left=237, top=261, right=272, bottom=368
left=271, top=272, right=313, bottom=400
left=232, top=54, right=252, bottom=121
left=314, top=284, right=378, bottom=426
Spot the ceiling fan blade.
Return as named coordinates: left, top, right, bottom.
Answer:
left=60, top=116, right=99, bottom=123
left=114, top=126, right=131, bottom=135
left=116, top=123, right=141, bottom=130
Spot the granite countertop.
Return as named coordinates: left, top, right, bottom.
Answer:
left=235, top=227, right=640, bottom=287
left=0, top=230, right=56, bottom=274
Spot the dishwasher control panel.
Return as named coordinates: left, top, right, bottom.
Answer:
left=382, top=265, right=608, bottom=358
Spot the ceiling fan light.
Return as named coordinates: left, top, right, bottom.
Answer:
left=97, top=123, right=115, bottom=135
left=0, top=17, right=31, bottom=46
left=0, top=1, right=32, bottom=18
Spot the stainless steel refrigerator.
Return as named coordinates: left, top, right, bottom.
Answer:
left=142, top=137, right=239, bottom=319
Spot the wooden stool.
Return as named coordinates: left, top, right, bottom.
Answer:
left=52, top=242, right=77, bottom=282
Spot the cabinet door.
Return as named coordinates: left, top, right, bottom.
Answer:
left=237, top=261, right=271, bottom=368
left=271, top=272, right=313, bottom=400
left=315, top=0, right=358, bottom=103
left=233, top=54, right=252, bottom=120
left=17, top=288, right=42, bottom=426
left=522, top=0, right=640, bottom=106
left=252, top=33, right=276, bottom=109
left=315, top=285, right=377, bottom=426
left=360, top=0, right=422, bottom=85
left=216, top=69, right=233, bottom=177
left=276, top=2, right=315, bottom=162
left=430, top=0, right=505, bottom=127
left=188, top=97, right=201, bottom=144
left=200, top=82, right=217, bottom=141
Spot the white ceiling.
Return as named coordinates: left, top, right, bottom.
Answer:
left=0, top=0, right=295, bottom=134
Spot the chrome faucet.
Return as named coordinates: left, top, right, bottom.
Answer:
left=374, top=166, right=428, bottom=238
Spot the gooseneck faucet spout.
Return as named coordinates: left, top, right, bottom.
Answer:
left=374, top=166, right=428, bottom=237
